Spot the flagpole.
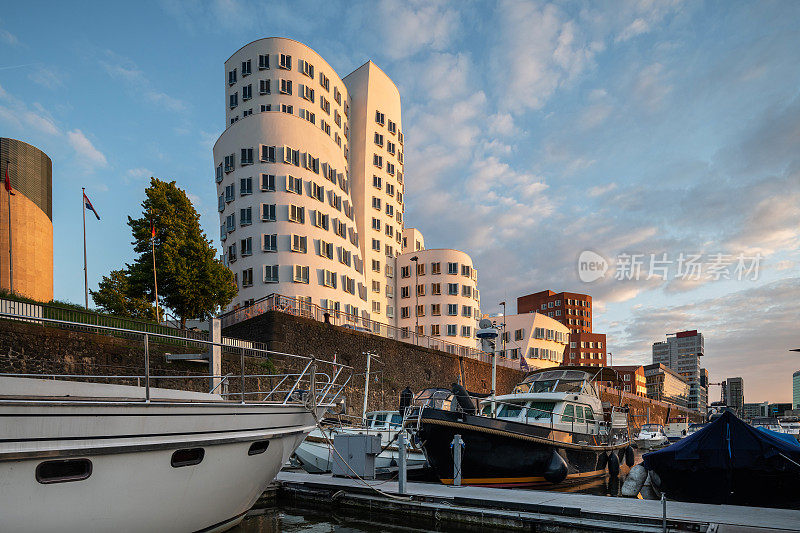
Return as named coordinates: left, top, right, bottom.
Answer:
left=151, top=220, right=159, bottom=323
left=7, top=161, right=13, bottom=294
left=82, top=187, right=88, bottom=309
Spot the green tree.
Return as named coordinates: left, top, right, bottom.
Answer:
left=90, top=269, right=156, bottom=319
left=123, top=178, right=236, bottom=327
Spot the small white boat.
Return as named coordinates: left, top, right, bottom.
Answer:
left=634, top=424, right=669, bottom=449
left=665, top=421, right=689, bottom=442
left=293, top=410, right=427, bottom=474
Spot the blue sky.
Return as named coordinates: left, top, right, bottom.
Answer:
left=1, top=1, right=798, bottom=402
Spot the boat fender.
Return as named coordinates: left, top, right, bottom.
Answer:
left=607, top=450, right=620, bottom=478
left=620, top=464, right=647, bottom=497
left=544, top=451, right=568, bottom=483
left=624, top=446, right=635, bottom=467
left=451, top=383, right=477, bottom=415
left=597, top=452, right=608, bottom=470
left=648, top=469, right=661, bottom=488
left=617, top=448, right=626, bottom=464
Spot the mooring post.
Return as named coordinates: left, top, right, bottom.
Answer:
left=661, top=493, right=667, bottom=532
left=208, top=317, right=222, bottom=393
left=398, top=430, right=407, bottom=495
left=452, top=434, right=464, bottom=486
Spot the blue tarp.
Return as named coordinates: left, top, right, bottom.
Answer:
left=755, top=425, right=800, bottom=446
left=643, top=411, right=800, bottom=471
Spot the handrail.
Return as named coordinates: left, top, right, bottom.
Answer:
left=0, top=311, right=351, bottom=407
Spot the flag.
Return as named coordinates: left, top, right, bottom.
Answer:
left=4, top=164, right=14, bottom=195
left=520, top=356, right=530, bottom=372
left=150, top=219, right=156, bottom=238
left=83, top=192, right=100, bottom=220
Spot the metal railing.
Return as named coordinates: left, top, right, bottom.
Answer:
left=220, top=293, right=522, bottom=369
left=0, top=311, right=351, bottom=407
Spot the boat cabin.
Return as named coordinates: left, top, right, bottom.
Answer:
left=364, top=410, right=404, bottom=430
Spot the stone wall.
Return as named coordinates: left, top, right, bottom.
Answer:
left=598, top=384, right=703, bottom=428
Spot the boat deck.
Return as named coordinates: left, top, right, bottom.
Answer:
left=277, top=471, right=800, bottom=532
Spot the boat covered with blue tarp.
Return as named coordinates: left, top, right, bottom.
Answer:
left=643, top=411, right=800, bottom=507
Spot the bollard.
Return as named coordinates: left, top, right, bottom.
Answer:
left=661, top=493, right=667, bottom=533
left=452, top=434, right=464, bottom=486
left=398, top=431, right=407, bottom=495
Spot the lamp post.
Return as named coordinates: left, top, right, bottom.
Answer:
left=410, top=255, right=419, bottom=344
left=608, top=351, right=612, bottom=368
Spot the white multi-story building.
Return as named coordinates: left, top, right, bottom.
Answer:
left=652, top=330, right=708, bottom=416
left=495, top=313, right=569, bottom=370
left=214, top=38, right=480, bottom=350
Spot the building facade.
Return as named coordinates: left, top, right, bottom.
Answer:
left=516, top=290, right=606, bottom=366
left=643, top=363, right=689, bottom=407
left=612, top=365, right=647, bottom=396
left=652, top=330, right=708, bottom=416
left=722, top=377, right=745, bottom=416
left=742, top=402, right=769, bottom=420
left=770, top=403, right=793, bottom=417
left=794, top=370, right=800, bottom=410
left=495, top=312, right=570, bottom=370
left=0, top=138, right=53, bottom=302
left=213, top=38, right=480, bottom=349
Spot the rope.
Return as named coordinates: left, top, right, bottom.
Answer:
left=308, top=408, right=413, bottom=501
left=423, top=417, right=630, bottom=451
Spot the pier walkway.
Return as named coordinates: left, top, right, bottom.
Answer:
left=277, top=471, right=800, bottom=532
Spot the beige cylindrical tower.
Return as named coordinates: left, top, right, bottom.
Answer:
left=0, top=138, right=53, bottom=302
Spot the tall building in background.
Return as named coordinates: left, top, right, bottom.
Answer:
left=516, top=290, right=606, bottom=366
left=0, top=138, right=53, bottom=302
left=652, top=330, right=708, bottom=416
left=794, top=370, right=800, bottom=409
left=612, top=365, right=647, bottom=396
left=722, top=377, right=745, bottom=415
left=214, top=38, right=479, bottom=350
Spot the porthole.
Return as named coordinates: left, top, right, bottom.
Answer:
left=248, top=440, right=270, bottom=456
left=171, top=448, right=205, bottom=467
left=36, top=459, right=92, bottom=484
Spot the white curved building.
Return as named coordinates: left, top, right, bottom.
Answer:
left=214, top=38, right=379, bottom=317
left=496, top=312, right=570, bottom=370
left=395, top=228, right=481, bottom=350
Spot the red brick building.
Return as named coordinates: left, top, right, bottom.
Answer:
left=611, top=365, right=647, bottom=396
left=516, top=290, right=607, bottom=366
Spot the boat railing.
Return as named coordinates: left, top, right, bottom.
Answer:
left=0, top=311, right=352, bottom=408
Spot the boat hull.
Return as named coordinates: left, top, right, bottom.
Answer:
left=0, top=399, right=317, bottom=533
left=414, top=408, right=630, bottom=487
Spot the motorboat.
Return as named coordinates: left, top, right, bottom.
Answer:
left=750, top=417, right=783, bottom=433
left=686, top=422, right=707, bottom=435
left=293, top=410, right=427, bottom=474
left=643, top=411, right=800, bottom=507
left=0, top=317, right=348, bottom=533
left=407, top=367, right=633, bottom=487
left=634, top=424, right=669, bottom=449
left=778, top=419, right=800, bottom=437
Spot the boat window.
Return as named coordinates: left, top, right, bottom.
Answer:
left=554, top=379, right=583, bottom=393
left=389, top=414, right=403, bottom=427
left=366, top=413, right=376, bottom=425
left=527, top=401, right=555, bottom=420
left=574, top=405, right=585, bottom=422
left=481, top=404, right=492, bottom=416
left=584, top=405, right=595, bottom=421
left=498, top=404, right=523, bottom=417
left=531, top=380, right=557, bottom=393
left=513, top=383, right=531, bottom=394
left=248, top=440, right=270, bottom=456
left=36, top=459, right=92, bottom=484
left=562, top=404, right=575, bottom=422
left=373, top=413, right=388, bottom=428
left=171, top=448, right=205, bottom=467
left=641, top=424, right=661, bottom=432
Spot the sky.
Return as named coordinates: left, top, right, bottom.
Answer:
left=0, top=0, right=798, bottom=403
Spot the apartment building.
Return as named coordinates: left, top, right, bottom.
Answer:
left=643, top=363, right=689, bottom=407
left=722, top=377, right=745, bottom=416
left=652, top=330, right=709, bottom=416
left=612, top=365, right=647, bottom=396
left=516, top=290, right=607, bottom=366
left=494, top=312, right=569, bottom=370
left=214, top=38, right=480, bottom=349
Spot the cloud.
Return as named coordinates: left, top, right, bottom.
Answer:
left=370, top=0, right=460, bottom=60
left=126, top=168, right=154, bottom=183
left=616, top=18, right=650, bottom=42
left=28, top=66, right=64, bottom=89
left=67, top=129, right=108, bottom=168
left=633, top=63, right=672, bottom=110
left=0, top=28, right=18, bottom=46
left=100, top=51, right=187, bottom=112
left=588, top=183, right=617, bottom=197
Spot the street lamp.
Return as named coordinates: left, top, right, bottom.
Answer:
left=500, top=301, right=506, bottom=357
left=608, top=351, right=612, bottom=368
left=410, top=256, right=419, bottom=343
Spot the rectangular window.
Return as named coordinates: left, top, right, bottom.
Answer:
left=320, top=96, right=330, bottom=115
left=448, top=283, right=458, bottom=295
left=319, top=72, right=329, bottom=91
left=372, top=196, right=381, bottom=210
left=374, top=132, right=384, bottom=146
left=229, top=92, right=238, bottom=109
left=264, top=264, right=279, bottom=283
left=242, top=84, right=252, bottom=100
left=373, top=154, right=383, bottom=168
left=262, top=233, right=277, bottom=252
left=371, top=259, right=381, bottom=272
left=372, top=238, right=381, bottom=251
left=260, top=145, right=276, bottom=163
left=242, top=267, right=253, bottom=287
left=431, top=304, right=441, bottom=316
left=228, top=68, right=237, bottom=85
left=461, top=326, right=471, bottom=337
left=290, top=234, right=307, bottom=253
left=448, top=262, right=458, bottom=274
left=292, top=265, right=309, bottom=283
left=311, top=182, right=324, bottom=202
left=318, top=240, right=334, bottom=259
left=260, top=173, right=275, bottom=191
left=281, top=103, right=293, bottom=114
left=280, top=79, right=292, bottom=95
left=299, top=59, right=314, bottom=78
left=431, top=262, right=441, bottom=275
left=447, top=304, right=457, bottom=316
left=333, top=86, right=342, bottom=105
left=258, top=54, right=270, bottom=70
left=240, top=176, right=253, bottom=195
left=462, top=285, right=472, bottom=297
left=387, top=162, right=395, bottom=176
left=239, top=207, right=252, bottom=226
left=446, top=324, right=457, bottom=337
left=240, top=148, right=254, bottom=165
left=259, top=79, right=270, bottom=95
left=215, top=164, right=223, bottom=183
left=289, top=204, right=305, bottom=223
left=461, top=305, right=471, bottom=317
left=387, top=141, right=395, bottom=155
left=261, top=203, right=276, bottom=222
left=401, top=307, right=410, bottom=319
left=287, top=175, right=303, bottom=194
left=241, top=237, right=252, bottom=256
left=371, top=218, right=381, bottom=231
left=385, top=204, right=394, bottom=217
left=373, top=175, right=382, bottom=189
left=225, top=213, right=235, bottom=232
left=299, top=108, right=315, bottom=124
left=218, top=194, right=224, bottom=212
left=299, top=84, right=314, bottom=102
left=224, top=154, right=235, bottom=172
left=279, top=53, right=292, bottom=70
left=431, top=283, right=441, bottom=295
left=227, top=243, right=237, bottom=262
left=431, top=324, right=440, bottom=336
left=375, top=110, right=385, bottom=125
left=417, top=284, right=426, bottom=296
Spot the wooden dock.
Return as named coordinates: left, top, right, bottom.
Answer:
left=276, top=471, right=800, bottom=532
